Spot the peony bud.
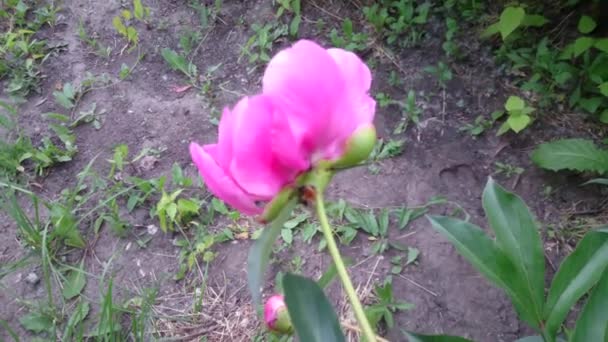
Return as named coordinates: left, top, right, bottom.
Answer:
left=331, top=124, right=377, bottom=169
left=264, top=295, right=293, bottom=334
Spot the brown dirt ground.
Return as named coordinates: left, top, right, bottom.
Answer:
left=1, top=1, right=607, bottom=341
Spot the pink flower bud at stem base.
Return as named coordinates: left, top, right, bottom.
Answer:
left=264, top=295, right=293, bottom=335
left=331, top=124, right=377, bottom=169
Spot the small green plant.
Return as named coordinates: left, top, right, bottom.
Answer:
left=112, top=0, right=150, bottom=50
left=459, top=111, right=503, bottom=137
left=364, top=277, right=414, bottom=330
left=241, top=22, right=288, bottom=64
left=77, top=20, right=112, bottom=58
left=442, top=17, right=460, bottom=58
left=428, top=178, right=608, bottom=341
left=494, top=161, right=524, bottom=178
left=495, top=95, right=535, bottom=135
left=364, top=0, right=431, bottom=48
left=329, top=18, right=368, bottom=52
left=161, top=47, right=198, bottom=85
left=424, top=61, right=452, bottom=88
left=275, top=0, right=301, bottom=37
left=481, top=6, right=548, bottom=41
left=188, top=0, right=222, bottom=30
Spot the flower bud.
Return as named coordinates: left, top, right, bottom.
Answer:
left=264, top=295, right=293, bottom=334
left=331, top=124, right=377, bottom=169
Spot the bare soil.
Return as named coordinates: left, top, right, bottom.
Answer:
left=1, top=1, right=606, bottom=341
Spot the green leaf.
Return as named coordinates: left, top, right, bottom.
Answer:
left=161, top=48, right=191, bottom=77
left=507, top=114, right=531, bottom=133
left=514, top=337, right=544, bottom=342
left=53, top=91, right=74, bottom=109
left=582, top=178, right=608, bottom=186
left=571, top=269, right=608, bottom=342
left=247, top=199, right=296, bottom=306
left=577, top=15, right=597, bottom=34
left=406, top=247, right=419, bottom=265
left=63, top=301, right=90, bottom=340
left=281, top=228, right=293, bottom=244
left=544, top=231, right=608, bottom=337
left=20, top=312, right=53, bottom=333
left=521, top=14, right=548, bottom=27
left=482, top=178, right=545, bottom=321
left=283, top=273, right=345, bottom=342
left=574, top=37, right=594, bottom=57
left=289, top=15, right=301, bottom=37
left=427, top=215, right=539, bottom=326
left=599, top=82, right=608, bottom=97
left=595, top=38, right=608, bottom=53
left=62, top=261, right=87, bottom=299
left=498, top=7, right=525, bottom=40
left=531, top=138, right=608, bottom=174
left=579, top=97, right=602, bottom=113
left=112, top=16, right=127, bottom=35
left=402, top=330, right=474, bottom=341
left=480, top=22, right=500, bottom=39
left=317, top=258, right=353, bottom=289
left=505, top=96, right=525, bottom=111
left=133, top=0, right=145, bottom=20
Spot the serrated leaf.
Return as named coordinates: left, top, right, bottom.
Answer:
left=283, top=273, right=345, bottom=342
left=62, top=261, right=87, bottom=299
left=544, top=230, right=608, bottom=337
left=112, top=16, right=127, bottom=36
left=505, top=96, right=525, bottom=111
left=574, top=37, right=594, bottom=57
left=508, top=114, right=531, bottom=133
left=133, top=0, right=144, bottom=20
left=577, top=15, right=596, bottom=34
left=498, top=7, right=525, bottom=40
left=531, top=138, right=608, bottom=173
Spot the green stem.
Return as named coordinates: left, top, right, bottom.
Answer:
left=314, top=190, right=377, bottom=342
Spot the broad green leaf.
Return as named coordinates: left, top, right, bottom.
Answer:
left=507, top=114, right=531, bottom=133
left=161, top=48, right=190, bottom=76
left=571, top=269, right=608, bottom=342
left=531, top=138, right=608, bottom=173
left=403, top=330, right=474, bottom=341
left=498, top=7, right=525, bottom=40
left=112, top=16, right=127, bottom=35
left=574, top=37, right=594, bottom=57
left=247, top=199, right=296, bottom=306
left=406, top=247, right=419, bottom=265
left=482, top=178, right=545, bottom=322
left=20, top=312, right=53, bottom=333
left=53, top=91, right=74, bottom=109
left=579, top=97, right=603, bottom=113
left=283, top=273, right=345, bottom=342
left=126, top=27, right=138, bottom=43
left=62, top=261, right=87, bottom=299
left=544, top=231, right=608, bottom=337
left=599, top=82, right=608, bottom=97
left=595, top=38, right=608, bottom=53
left=427, top=215, right=539, bottom=326
left=505, top=96, right=525, bottom=111
left=289, top=15, right=301, bottom=37
left=522, top=14, right=548, bottom=27
left=577, top=15, right=597, bottom=34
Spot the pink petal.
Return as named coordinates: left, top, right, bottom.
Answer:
left=229, top=95, right=297, bottom=198
left=189, top=142, right=262, bottom=215
left=264, top=295, right=286, bottom=329
left=327, top=48, right=372, bottom=96
left=262, top=40, right=345, bottom=152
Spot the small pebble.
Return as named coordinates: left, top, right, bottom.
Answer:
left=25, top=272, right=39, bottom=285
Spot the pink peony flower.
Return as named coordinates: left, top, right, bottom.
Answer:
left=190, top=40, right=375, bottom=214
left=264, top=294, right=292, bottom=333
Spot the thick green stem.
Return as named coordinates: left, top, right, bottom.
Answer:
left=315, top=191, right=377, bottom=342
